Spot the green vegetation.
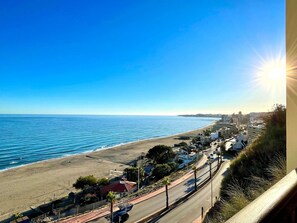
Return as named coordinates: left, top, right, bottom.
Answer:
left=152, top=164, right=172, bottom=179
left=178, top=136, right=191, bottom=140
left=124, top=167, right=144, bottom=182
left=204, top=105, right=286, bottom=223
left=73, top=175, right=98, bottom=190
left=167, top=161, right=178, bottom=172
left=203, top=129, right=211, bottom=136
left=174, top=141, right=188, bottom=147
left=151, top=162, right=178, bottom=180
left=98, top=177, right=109, bottom=186
left=73, top=175, right=109, bottom=190
left=146, top=145, right=175, bottom=164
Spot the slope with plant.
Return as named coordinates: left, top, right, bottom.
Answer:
left=204, top=105, right=286, bottom=223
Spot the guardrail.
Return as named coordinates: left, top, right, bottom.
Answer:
left=226, top=168, right=297, bottom=223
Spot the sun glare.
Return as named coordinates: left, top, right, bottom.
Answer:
left=255, top=58, right=286, bottom=92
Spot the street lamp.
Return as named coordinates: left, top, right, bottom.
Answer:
left=208, top=159, right=213, bottom=207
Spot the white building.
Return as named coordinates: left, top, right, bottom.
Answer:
left=210, top=131, right=219, bottom=141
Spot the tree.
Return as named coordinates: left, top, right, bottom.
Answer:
left=220, top=142, right=226, bottom=155
left=106, top=191, right=116, bottom=223
left=124, top=167, right=144, bottom=182
left=73, top=175, right=98, bottom=190
left=146, top=145, right=175, bottom=164
left=152, top=164, right=171, bottom=179
left=216, top=151, right=222, bottom=165
left=192, top=165, right=199, bottom=191
left=167, top=162, right=178, bottom=172
left=162, top=177, right=171, bottom=209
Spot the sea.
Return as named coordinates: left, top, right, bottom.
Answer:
left=0, top=115, right=219, bottom=171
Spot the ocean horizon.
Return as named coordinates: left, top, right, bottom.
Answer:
left=0, top=115, right=219, bottom=171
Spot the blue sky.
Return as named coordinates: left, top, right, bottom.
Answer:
left=0, top=0, right=285, bottom=115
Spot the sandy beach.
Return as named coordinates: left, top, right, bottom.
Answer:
left=0, top=124, right=213, bottom=220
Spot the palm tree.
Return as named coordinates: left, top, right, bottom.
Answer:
left=106, top=191, right=116, bottom=223
left=162, top=177, right=171, bottom=209
left=192, top=165, right=198, bottom=191
left=216, top=151, right=221, bottom=167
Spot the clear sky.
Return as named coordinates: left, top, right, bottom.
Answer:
left=0, top=0, right=285, bottom=115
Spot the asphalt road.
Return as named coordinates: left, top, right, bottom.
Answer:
left=126, top=147, right=219, bottom=223
left=156, top=160, right=230, bottom=223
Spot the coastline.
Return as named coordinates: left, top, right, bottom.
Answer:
left=0, top=123, right=215, bottom=220
left=0, top=121, right=216, bottom=173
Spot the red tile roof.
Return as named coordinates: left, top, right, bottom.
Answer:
left=101, top=180, right=137, bottom=196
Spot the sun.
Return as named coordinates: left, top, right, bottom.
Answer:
left=256, top=58, right=286, bottom=92
left=260, top=60, right=285, bottom=81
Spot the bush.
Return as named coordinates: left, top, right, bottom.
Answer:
left=73, top=175, right=98, bottom=190
left=175, top=141, right=188, bottom=147
left=152, top=164, right=171, bottom=179
left=98, top=177, right=109, bottom=186
left=178, top=136, right=190, bottom=140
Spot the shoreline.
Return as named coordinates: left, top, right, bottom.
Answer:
left=0, top=123, right=215, bottom=220
left=0, top=122, right=216, bottom=173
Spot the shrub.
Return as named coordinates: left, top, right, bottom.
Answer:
left=98, top=177, right=109, bottom=186
left=73, top=175, right=98, bottom=190
left=177, top=141, right=188, bottom=147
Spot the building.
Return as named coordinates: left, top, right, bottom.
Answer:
left=100, top=180, right=137, bottom=198
left=221, top=115, right=230, bottom=123
left=210, top=131, right=219, bottom=141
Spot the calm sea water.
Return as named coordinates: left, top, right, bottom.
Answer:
left=0, top=115, right=218, bottom=171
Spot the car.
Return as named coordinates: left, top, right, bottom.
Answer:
left=112, top=203, right=133, bottom=223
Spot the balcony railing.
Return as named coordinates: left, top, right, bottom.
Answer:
left=226, top=168, right=297, bottom=223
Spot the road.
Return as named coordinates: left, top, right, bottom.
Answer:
left=126, top=147, right=219, bottom=223
left=156, top=160, right=230, bottom=223
left=63, top=145, right=220, bottom=223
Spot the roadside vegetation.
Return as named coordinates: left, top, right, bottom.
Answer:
left=204, top=105, right=286, bottom=223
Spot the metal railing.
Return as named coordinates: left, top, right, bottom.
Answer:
left=226, top=168, right=297, bottom=223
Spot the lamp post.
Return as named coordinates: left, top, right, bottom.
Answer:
left=208, top=159, right=213, bottom=207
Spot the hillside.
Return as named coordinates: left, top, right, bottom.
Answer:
left=204, top=105, right=286, bottom=223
